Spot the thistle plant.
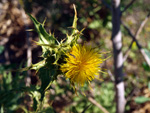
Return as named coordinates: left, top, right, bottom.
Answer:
left=25, top=5, right=106, bottom=103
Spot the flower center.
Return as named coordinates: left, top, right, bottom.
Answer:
left=77, top=60, right=87, bottom=71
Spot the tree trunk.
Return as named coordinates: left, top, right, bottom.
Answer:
left=111, top=0, right=126, bottom=113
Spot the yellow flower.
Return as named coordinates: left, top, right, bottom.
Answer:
left=60, top=44, right=104, bottom=87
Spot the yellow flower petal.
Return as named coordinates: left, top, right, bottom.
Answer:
left=61, top=44, right=104, bottom=86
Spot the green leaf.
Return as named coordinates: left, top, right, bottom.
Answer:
left=148, top=41, right=150, bottom=50
left=38, top=67, right=52, bottom=101
left=0, top=46, right=4, bottom=54
left=81, top=104, right=92, bottom=113
left=38, top=67, right=52, bottom=92
left=88, top=20, right=102, bottom=29
left=31, top=60, right=46, bottom=71
left=39, top=107, right=56, bottom=113
left=144, top=48, right=150, bottom=59
left=19, top=60, right=45, bottom=73
left=71, top=106, right=78, bottom=113
left=148, top=82, right=150, bottom=90
left=142, top=62, right=150, bottom=72
left=3, top=72, right=12, bottom=91
left=134, top=96, right=150, bottom=104
left=33, top=97, right=38, bottom=111
left=38, top=61, right=58, bottom=101
left=28, top=14, right=56, bottom=53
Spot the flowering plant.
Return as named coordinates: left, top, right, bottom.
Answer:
left=25, top=5, right=106, bottom=104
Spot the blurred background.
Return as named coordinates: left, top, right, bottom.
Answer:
left=0, top=0, right=150, bottom=112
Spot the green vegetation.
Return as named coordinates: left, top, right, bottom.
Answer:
left=0, top=0, right=150, bottom=112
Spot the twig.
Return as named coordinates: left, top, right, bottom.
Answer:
left=122, top=12, right=150, bottom=66
left=121, top=0, right=136, bottom=14
left=79, top=91, right=109, bottom=113
left=88, top=97, right=109, bottom=113
left=135, top=12, right=150, bottom=38
left=126, top=87, right=138, bottom=103
left=107, top=70, right=115, bottom=82
left=121, top=21, right=141, bottom=61
left=125, top=76, right=140, bottom=103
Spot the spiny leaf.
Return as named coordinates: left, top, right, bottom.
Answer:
left=38, top=57, right=59, bottom=101
left=72, top=4, right=78, bottom=29
left=28, top=14, right=56, bottom=53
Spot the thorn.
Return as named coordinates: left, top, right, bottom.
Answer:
left=26, top=29, right=34, bottom=32
left=73, top=4, right=77, bottom=16
left=42, top=17, right=47, bottom=26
